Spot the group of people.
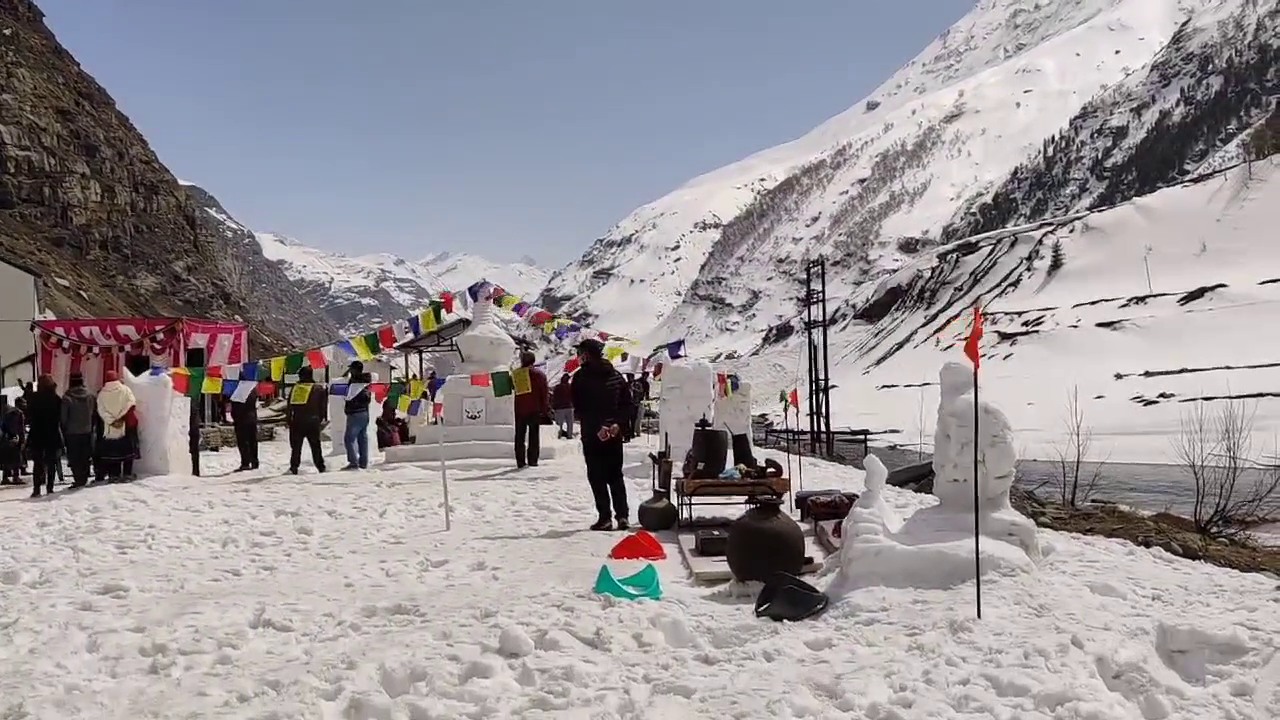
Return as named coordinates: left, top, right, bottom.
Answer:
left=511, top=338, right=651, bottom=531
left=0, top=371, right=141, bottom=497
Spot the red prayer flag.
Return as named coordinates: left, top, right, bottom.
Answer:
left=377, top=325, right=397, bottom=351
left=788, top=388, right=799, bottom=409
left=371, top=383, right=389, bottom=402
left=964, top=305, right=984, bottom=369
left=441, top=291, right=455, bottom=314
left=171, top=372, right=190, bottom=394
left=433, top=401, right=443, bottom=417
left=564, top=356, right=581, bottom=374
left=470, top=373, right=491, bottom=387
left=257, top=381, right=276, bottom=396
left=306, top=348, right=327, bottom=369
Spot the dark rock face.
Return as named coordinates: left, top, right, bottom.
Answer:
left=0, top=0, right=333, bottom=355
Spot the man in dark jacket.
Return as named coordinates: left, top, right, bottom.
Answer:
left=287, top=366, right=328, bottom=475
left=230, top=387, right=260, bottom=471
left=571, top=338, right=634, bottom=531
left=0, top=398, right=24, bottom=485
left=551, top=373, right=574, bottom=439
left=342, top=361, right=373, bottom=470
left=513, top=351, right=550, bottom=468
left=60, top=372, right=97, bottom=487
left=26, top=375, right=63, bottom=497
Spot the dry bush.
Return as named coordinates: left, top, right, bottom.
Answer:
left=1171, top=399, right=1280, bottom=538
left=1053, top=385, right=1108, bottom=507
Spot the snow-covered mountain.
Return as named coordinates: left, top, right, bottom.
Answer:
left=255, top=233, right=550, bottom=337
left=421, top=251, right=550, bottom=301
left=539, top=0, right=1279, bottom=353
left=739, top=157, right=1280, bottom=464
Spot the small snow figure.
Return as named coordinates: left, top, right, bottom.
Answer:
left=932, top=361, right=1017, bottom=513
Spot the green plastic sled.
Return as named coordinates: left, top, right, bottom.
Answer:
left=593, top=563, right=663, bottom=600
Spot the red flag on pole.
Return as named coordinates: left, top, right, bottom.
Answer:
left=964, top=305, right=983, bottom=369
left=787, top=388, right=799, bottom=409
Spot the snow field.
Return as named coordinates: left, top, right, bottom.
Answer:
left=0, top=439, right=1277, bottom=719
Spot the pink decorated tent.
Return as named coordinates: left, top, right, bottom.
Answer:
left=33, top=317, right=249, bottom=392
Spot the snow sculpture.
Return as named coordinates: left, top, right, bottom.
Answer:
left=825, top=363, right=1040, bottom=598
left=385, top=300, right=553, bottom=463
left=122, top=369, right=189, bottom=477
left=712, top=379, right=752, bottom=435
left=658, top=361, right=715, bottom=468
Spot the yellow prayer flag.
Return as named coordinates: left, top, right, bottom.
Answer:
left=350, top=336, right=376, bottom=361
left=419, top=309, right=438, bottom=333
left=409, top=379, right=424, bottom=398
left=397, top=395, right=411, bottom=413
left=500, top=295, right=520, bottom=310
left=605, top=346, right=625, bottom=362
left=512, top=366, right=532, bottom=395
left=542, top=321, right=555, bottom=334
left=269, top=356, right=286, bottom=382
left=291, top=383, right=313, bottom=405
left=201, top=376, right=223, bottom=395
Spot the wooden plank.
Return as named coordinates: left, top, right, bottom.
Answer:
left=676, top=476, right=791, bottom=498
left=676, top=531, right=824, bottom=585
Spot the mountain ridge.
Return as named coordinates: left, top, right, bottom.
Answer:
left=538, top=0, right=1275, bottom=359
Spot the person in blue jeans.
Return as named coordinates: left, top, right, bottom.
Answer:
left=342, top=361, right=373, bottom=470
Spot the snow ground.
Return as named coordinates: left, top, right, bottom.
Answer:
left=2, top=440, right=1278, bottom=719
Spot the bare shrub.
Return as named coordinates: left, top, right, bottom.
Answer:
left=1171, top=400, right=1280, bottom=538
left=1053, top=385, right=1108, bottom=507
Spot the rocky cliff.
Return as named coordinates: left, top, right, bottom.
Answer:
left=0, top=0, right=333, bottom=355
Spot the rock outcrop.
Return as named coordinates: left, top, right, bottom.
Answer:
left=0, top=0, right=333, bottom=355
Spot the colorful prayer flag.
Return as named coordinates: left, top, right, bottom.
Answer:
left=512, top=366, right=532, bottom=395
left=491, top=370, right=514, bottom=397
left=291, top=383, right=313, bottom=405
left=377, top=325, right=397, bottom=350
left=469, top=373, right=490, bottom=387
left=306, top=348, right=327, bottom=369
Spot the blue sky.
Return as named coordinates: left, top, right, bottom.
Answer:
left=38, top=0, right=974, bottom=267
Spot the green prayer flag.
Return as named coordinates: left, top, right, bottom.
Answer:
left=430, top=300, right=444, bottom=324
left=490, top=370, right=514, bottom=397
left=362, top=331, right=381, bottom=353
left=284, top=353, right=304, bottom=375
left=186, top=369, right=206, bottom=399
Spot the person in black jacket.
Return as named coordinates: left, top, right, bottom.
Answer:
left=25, top=375, right=63, bottom=498
left=0, top=398, right=25, bottom=485
left=342, top=361, right=373, bottom=470
left=230, top=387, right=260, bottom=471
left=287, top=366, right=328, bottom=475
left=571, top=338, right=634, bottom=531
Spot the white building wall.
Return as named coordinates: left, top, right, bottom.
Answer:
left=0, top=261, right=38, bottom=388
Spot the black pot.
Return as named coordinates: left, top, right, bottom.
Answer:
left=637, top=491, right=678, bottom=532
left=725, top=498, right=805, bottom=583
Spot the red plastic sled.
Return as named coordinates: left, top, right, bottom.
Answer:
left=609, top=530, right=667, bottom=560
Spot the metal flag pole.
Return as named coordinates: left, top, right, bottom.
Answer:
left=438, top=425, right=452, bottom=531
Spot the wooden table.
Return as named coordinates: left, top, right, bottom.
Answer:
left=674, top=476, right=791, bottom=527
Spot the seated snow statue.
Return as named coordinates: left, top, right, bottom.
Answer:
left=825, top=363, right=1039, bottom=597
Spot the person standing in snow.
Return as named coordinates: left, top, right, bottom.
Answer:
left=571, top=338, right=634, bottom=531
left=0, top=398, right=25, bottom=485
left=60, top=372, right=97, bottom=488
left=342, top=361, right=372, bottom=470
left=513, top=351, right=550, bottom=468
left=551, top=373, right=574, bottom=439
left=286, top=366, right=328, bottom=475
left=230, top=386, right=260, bottom=472
left=96, top=371, right=137, bottom=483
left=25, top=375, right=63, bottom=498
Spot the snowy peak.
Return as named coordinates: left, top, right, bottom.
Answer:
left=540, top=0, right=1242, bottom=349
left=255, top=232, right=550, bottom=336
left=423, top=251, right=550, bottom=300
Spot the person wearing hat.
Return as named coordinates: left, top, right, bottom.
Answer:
left=570, top=338, right=635, bottom=531
left=60, top=371, right=97, bottom=487
left=342, top=360, right=373, bottom=470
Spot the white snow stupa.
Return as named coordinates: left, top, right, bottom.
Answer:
left=384, top=299, right=556, bottom=463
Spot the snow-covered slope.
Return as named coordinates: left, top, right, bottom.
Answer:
left=540, top=0, right=1275, bottom=352
left=736, top=158, right=1280, bottom=464
left=422, top=251, right=549, bottom=300
left=256, top=234, right=550, bottom=337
